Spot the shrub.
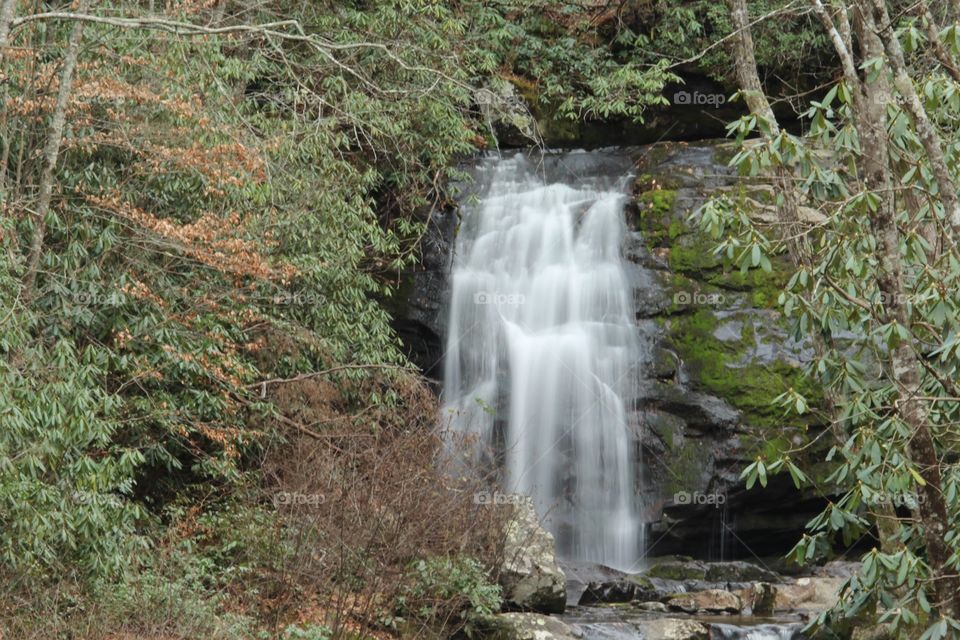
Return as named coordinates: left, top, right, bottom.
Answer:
left=396, top=555, right=502, bottom=632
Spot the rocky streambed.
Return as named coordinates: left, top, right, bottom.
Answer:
left=481, top=499, right=852, bottom=640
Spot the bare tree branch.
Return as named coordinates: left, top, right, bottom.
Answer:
left=22, top=1, right=90, bottom=302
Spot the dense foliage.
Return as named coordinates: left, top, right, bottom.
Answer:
left=700, top=1, right=960, bottom=637
left=0, top=0, right=675, bottom=636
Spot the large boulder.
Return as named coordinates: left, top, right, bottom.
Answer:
left=644, top=559, right=708, bottom=581
left=482, top=613, right=582, bottom=640
left=500, top=497, right=566, bottom=613
left=741, top=582, right=777, bottom=615
left=560, top=560, right=628, bottom=605
left=633, top=618, right=710, bottom=640
left=705, top=560, right=782, bottom=583
left=475, top=79, right=536, bottom=147
left=774, top=576, right=845, bottom=612
left=665, top=589, right=742, bottom=614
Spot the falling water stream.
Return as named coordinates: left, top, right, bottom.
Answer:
left=442, top=151, right=642, bottom=571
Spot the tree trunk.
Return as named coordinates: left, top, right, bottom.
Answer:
left=726, top=0, right=807, bottom=264
left=868, top=0, right=960, bottom=230
left=917, top=1, right=960, bottom=82
left=811, top=0, right=960, bottom=616
left=0, top=0, right=16, bottom=261
left=0, top=0, right=15, bottom=63
left=851, top=0, right=960, bottom=618
left=22, top=2, right=90, bottom=302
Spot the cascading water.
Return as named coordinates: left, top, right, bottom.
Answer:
left=442, top=151, right=643, bottom=571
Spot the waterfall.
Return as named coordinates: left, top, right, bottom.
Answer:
left=708, top=623, right=803, bottom=640
left=442, top=152, right=642, bottom=571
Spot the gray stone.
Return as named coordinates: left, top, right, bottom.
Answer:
left=632, top=618, right=710, bottom=640
left=704, top=560, right=781, bottom=583
left=500, top=497, right=567, bottom=613
left=665, top=588, right=742, bottom=614
left=475, top=80, right=536, bottom=147
left=712, top=320, right=744, bottom=342
left=484, top=613, right=582, bottom=640
left=774, top=576, right=845, bottom=612
left=742, top=582, right=777, bottom=615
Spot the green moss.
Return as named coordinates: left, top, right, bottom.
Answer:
left=668, top=219, right=685, bottom=240
left=631, top=575, right=655, bottom=590
left=669, top=309, right=822, bottom=428
left=705, top=262, right=789, bottom=309
left=644, top=561, right=707, bottom=581
left=636, top=187, right=679, bottom=246
left=667, top=241, right=722, bottom=274
left=761, top=435, right=792, bottom=460
left=653, top=427, right=714, bottom=496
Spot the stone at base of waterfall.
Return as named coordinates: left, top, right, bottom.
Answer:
left=742, top=582, right=777, bottom=615
left=577, top=579, right=636, bottom=605
left=637, top=600, right=668, bottom=612
left=666, top=589, right=742, bottom=614
left=704, top=560, right=781, bottom=583
left=633, top=618, right=709, bottom=640
left=499, top=497, right=567, bottom=614
left=484, top=613, right=582, bottom=640
left=774, top=576, right=845, bottom=612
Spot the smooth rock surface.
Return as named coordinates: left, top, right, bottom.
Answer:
left=633, top=618, right=710, bottom=640
left=774, top=576, right=844, bottom=612
left=665, top=588, right=742, bottom=614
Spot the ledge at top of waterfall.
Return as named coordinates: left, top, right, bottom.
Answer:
left=442, top=151, right=646, bottom=572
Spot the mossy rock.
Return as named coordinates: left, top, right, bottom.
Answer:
left=667, top=239, right=724, bottom=274
left=636, top=187, right=680, bottom=247
left=666, top=307, right=822, bottom=428
left=644, top=559, right=708, bottom=581
left=703, top=560, right=780, bottom=583
left=660, top=437, right=715, bottom=497
left=646, top=411, right=686, bottom=450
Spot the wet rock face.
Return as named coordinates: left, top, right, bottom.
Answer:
left=390, top=205, right=457, bottom=383
left=626, top=141, right=836, bottom=559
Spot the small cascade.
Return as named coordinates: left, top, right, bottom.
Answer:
left=708, top=622, right=804, bottom=640
left=442, top=152, right=643, bottom=570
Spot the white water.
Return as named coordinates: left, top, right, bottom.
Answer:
left=709, top=623, right=803, bottom=640
left=442, top=153, right=642, bottom=570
